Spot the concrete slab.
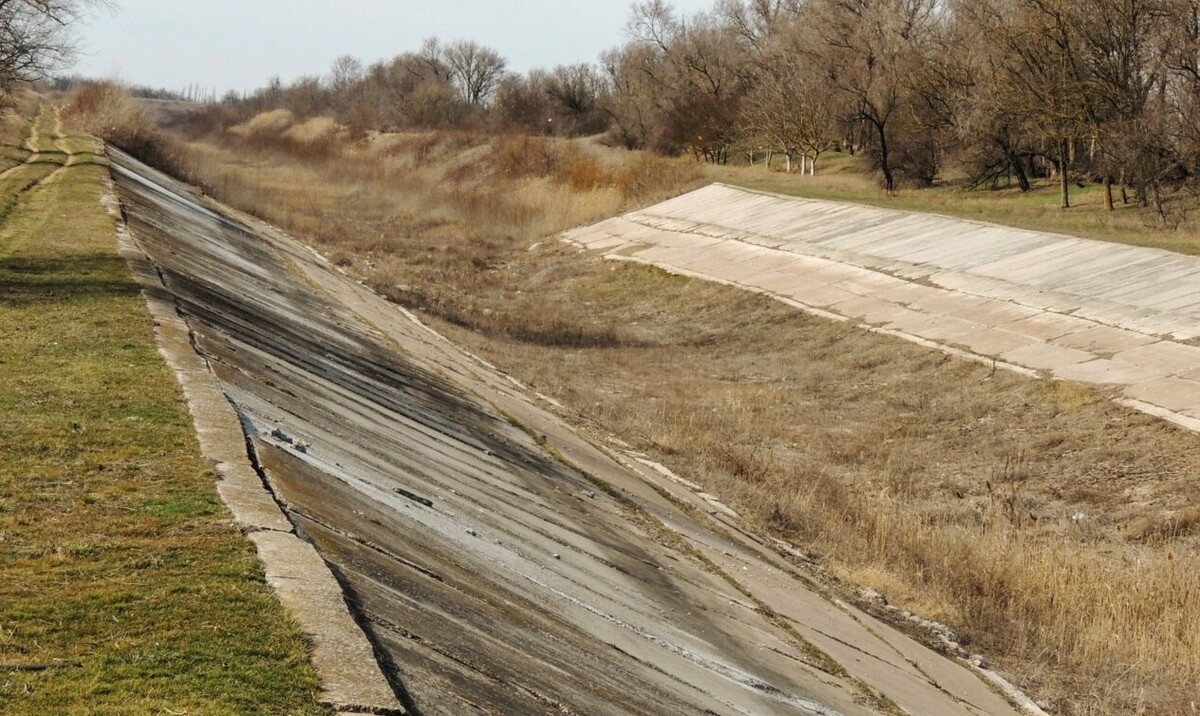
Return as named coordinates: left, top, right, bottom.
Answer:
left=1124, top=377, right=1200, bottom=413
left=1000, top=312, right=1096, bottom=342
left=1052, top=359, right=1168, bottom=386
left=1113, top=341, right=1200, bottom=376
left=952, top=328, right=1043, bottom=359
left=565, top=183, right=1200, bottom=431
left=118, top=150, right=1034, bottom=716
left=949, top=300, right=1043, bottom=329
left=1051, top=324, right=1158, bottom=355
left=110, top=169, right=403, bottom=714
left=830, top=295, right=919, bottom=324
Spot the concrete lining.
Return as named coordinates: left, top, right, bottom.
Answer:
left=104, top=160, right=405, bottom=715
left=565, top=183, right=1200, bottom=429
left=104, top=148, right=1033, bottom=714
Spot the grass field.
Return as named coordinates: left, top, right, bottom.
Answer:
left=0, top=104, right=327, bottom=715
left=139, top=108, right=1200, bottom=715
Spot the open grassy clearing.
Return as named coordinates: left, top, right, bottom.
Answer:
left=0, top=106, right=327, bottom=715
left=154, top=112, right=1200, bottom=715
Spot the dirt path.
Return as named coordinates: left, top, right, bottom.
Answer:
left=108, top=149, right=1034, bottom=715
left=0, top=105, right=78, bottom=196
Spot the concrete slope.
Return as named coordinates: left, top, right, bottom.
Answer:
left=565, top=183, right=1200, bottom=431
left=110, top=149, right=1025, bottom=716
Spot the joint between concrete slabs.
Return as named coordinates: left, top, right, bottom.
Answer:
left=105, top=177, right=404, bottom=715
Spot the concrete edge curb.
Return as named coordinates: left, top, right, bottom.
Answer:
left=101, top=166, right=405, bottom=715
left=1116, top=398, right=1200, bottom=433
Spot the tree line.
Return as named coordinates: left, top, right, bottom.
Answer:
left=155, top=1, right=1200, bottom=214
left=2, top=0, right=1197, bottom=214
left=601, top=0, right=1200, bottom=212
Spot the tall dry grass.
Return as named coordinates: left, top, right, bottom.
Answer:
left=167, top=110, right=700, bottom=342
left=144, top=107, right=1200, bottom=714
left=0, top=91, right=38, bottom=171
left=62, top=82, right=190, bottom=175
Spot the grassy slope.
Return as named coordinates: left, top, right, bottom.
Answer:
left=0, top=107, right=327, bottom=715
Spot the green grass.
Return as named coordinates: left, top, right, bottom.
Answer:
left=710, top=152, right=1200, bottom=256
left=0, top=110, right=328, bottom=715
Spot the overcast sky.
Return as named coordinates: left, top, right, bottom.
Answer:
left=69, top=1, right=717, bottom=95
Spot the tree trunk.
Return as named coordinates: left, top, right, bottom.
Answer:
left=1008, top=149, right=1031, bottom=192
left=1059, top=137, right=1070, bottom=209
left=785, top=152, right=792, bottom=173
left=1103, top=173, right=1114, bottom=211
left=875, top=121, right=896, bottom=194
left=1120, top=168, right=1129, bottom=204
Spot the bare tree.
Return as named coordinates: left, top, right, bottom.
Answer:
left=442, top=39, right=507, bottom=107
left=718, top=0, right=802, bottom=51
left=618, top=3, right=751, bottom=161
left=600, top=44, right=660, bottom=148
left=969, top=0, right=1095, bottom=208
left=1075, top=0, right=1172, bottom=210
left=493, top=71, right=553, bottom=133
left=809, top=0, right=945, bottom=192
left=740, top=18, right=841, bottom=173
left=0, top=0, right=103, bottom=96
left=327, top=54, right=363, bottom=94
left=543, top=63, right=608, bottom=135
left=1164, top=0, right=1200, bottom=186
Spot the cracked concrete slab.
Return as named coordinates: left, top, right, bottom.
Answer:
left=107, top=153, right=404, bottom=715
left=107, top=151, right=1030, bottom=715
left=566, top=183, right=1200, bottom=432
left=251, top=530, right=404, bottom=714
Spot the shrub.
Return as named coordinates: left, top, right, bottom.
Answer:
left=63, top=81, right=189, bottom=177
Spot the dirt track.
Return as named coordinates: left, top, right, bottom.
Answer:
left=109, top=148, right=1029, bottom=715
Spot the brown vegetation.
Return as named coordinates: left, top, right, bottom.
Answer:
left=62, top=81, right=188, bottom=174
left=107, top=96, right=1200, bottom=714
left=178, top=0, right=1200, bottom=231
left=154, top=107, right=701, bottom=345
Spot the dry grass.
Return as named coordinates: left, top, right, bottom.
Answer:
left=448, top=260, right=1200, bottom=715
left=0, top=92, right=37, bottom=172
left=62, top=82, right=191, bottom=178
left=232, top=108, right=295, bottom=136
left=168, top=111, right=701, bottom=342
left=155, top=110, right=1200, bottom=715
